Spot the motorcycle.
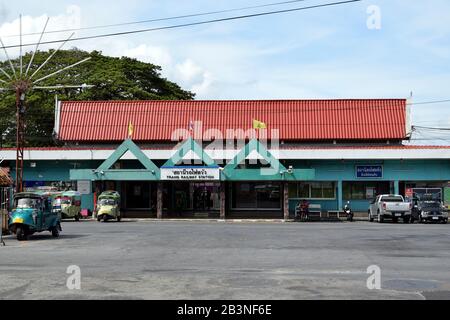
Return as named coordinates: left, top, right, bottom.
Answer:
left=344, top=201, right=353, bottom=222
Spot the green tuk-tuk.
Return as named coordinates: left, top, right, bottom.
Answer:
left=96, top=191, right=121, bottom=222
left=9, top=191, right=62, bottom=241
left=59, top=191, right=82, bottom=221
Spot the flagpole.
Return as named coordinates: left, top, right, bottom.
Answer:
left=128, top=121, right=134, bottom=139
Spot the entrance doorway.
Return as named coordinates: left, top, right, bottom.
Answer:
left=192, top=182, right=220, bottom=211
left=124, top=181, right=152, bottom=210
left=170, top=182, right=220, bottom=217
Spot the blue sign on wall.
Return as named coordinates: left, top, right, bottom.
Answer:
left=24, top=181, right=45, bottom=188
left=356, top=165, right=383, bottom=178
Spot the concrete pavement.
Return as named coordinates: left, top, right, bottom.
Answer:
left=0, top=220, right=449, bottom=300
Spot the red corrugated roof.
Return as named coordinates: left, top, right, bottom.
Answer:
left=57, top=99, right=408, bottom=142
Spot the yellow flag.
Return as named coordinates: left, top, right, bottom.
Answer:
left=252, top=119, right=267, bottom=129
left=128, top=121, right=134, bottom=138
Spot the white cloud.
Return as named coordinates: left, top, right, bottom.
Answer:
left=0, top=5, right=81, bottom=60
left=124, top=44, right=172, bottom=67
left=176, top=59, right=203, bottom=83
left=191, top=70, right=213, bottom=97
left=122, top=46, right=213, bottom=96
left=173, top=59, right=212, bottom=96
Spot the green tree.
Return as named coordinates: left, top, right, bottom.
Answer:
left=0, top=49, right=194, bottom=147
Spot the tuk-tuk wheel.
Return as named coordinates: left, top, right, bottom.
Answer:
left=16, top=226, right=28, bottom=241
left=117, top=215, right=121, bottom=222
left=51, top=227, right=60, bottom=238
left=75, top=215, right=80, bottom=222
left=103, top=215, right=108, bottom=222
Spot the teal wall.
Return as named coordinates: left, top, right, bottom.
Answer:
left=282, top=159, right=450, bottom=181
left=10, top=158, right=450, bottom=214
left=285, top=159, right=450, bottom=213
left=10, top=160, right=102, bottom=212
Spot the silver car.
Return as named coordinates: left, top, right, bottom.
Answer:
left=369, top=194, right=412, bottom=223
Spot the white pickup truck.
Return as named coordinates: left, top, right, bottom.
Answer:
left=368, top=194, right=412, bottom=223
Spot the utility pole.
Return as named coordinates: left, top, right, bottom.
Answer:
left=15, top=84, right=27, bottom=192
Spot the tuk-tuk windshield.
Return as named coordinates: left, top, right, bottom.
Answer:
left=98, top=199, right=116, bottom=206
left=61, top=197, right=71, bottom=205
left=15, top=197, right=40, bottom=209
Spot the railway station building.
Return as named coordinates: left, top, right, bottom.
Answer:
left=1, top=99, right=450, bottom=218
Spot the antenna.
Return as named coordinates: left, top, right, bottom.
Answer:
left=19, top=14, right=23, bottom=76
left=25, top=17, right=49, bottom=76
left=0, top=16, right=93, bottom=193
left=33, top=57, right=92, bottom=84
left=0, top=37, right=17, bottom=80
left=29, top=32, right=75, bottom=80
left=0, top=67, right=11, bottom=79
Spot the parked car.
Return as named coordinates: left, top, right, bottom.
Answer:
left=368, top=194, right=412, bottom=223
left=411, top=196, right=448, bottom=224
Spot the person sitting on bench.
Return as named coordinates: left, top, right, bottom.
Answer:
left=296, top=199, right=309, bottom=221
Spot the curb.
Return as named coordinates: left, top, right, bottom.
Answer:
left=74, top=218, right=370, bottom=223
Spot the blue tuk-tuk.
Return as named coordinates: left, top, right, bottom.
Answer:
left=8, top=191, right=62, bottom=241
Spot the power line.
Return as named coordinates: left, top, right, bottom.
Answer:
left=3, top=0, right=312, bottom=38
left=0, top=0, right=362, bottom=50
left=409, top=99, right=450, bottom=105
left=413, top=125, right=450, bottom=131
left=409, top=130, right=450, bottom=143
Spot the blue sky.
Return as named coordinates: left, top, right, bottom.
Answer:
left=0, top=0, right=449, bottom=144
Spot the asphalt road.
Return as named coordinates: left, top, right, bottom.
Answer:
left=0, top=220, right=449, bottom=300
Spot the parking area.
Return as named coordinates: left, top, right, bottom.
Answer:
left=1, top=220, right=449, bottom=300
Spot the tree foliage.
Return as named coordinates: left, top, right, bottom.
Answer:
left=0, top=49, right=194, bottom=147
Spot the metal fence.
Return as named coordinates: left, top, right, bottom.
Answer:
left=1, top=187, right=13, bottom=234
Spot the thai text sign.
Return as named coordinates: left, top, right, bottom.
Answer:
left=77, top=180, right=91, bottom=195
left=161, top=166, right=220, bottom=181
left=356, top=165, right=383, bottom=178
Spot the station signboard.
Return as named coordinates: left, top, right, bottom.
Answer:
left=356, top=165, right=383, bottom=178
left=160, top=166, right=220, bottom=181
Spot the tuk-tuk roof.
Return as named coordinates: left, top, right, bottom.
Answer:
left=62, top=191, right=81, bottom=197
left=14, top=192, right=46, bottom=199
left=98, top=191, right=120, bottom=199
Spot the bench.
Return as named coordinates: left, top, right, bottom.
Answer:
left=308, top=204, right=322, bottom=221
left=326, top=210, right=343, bottom=221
